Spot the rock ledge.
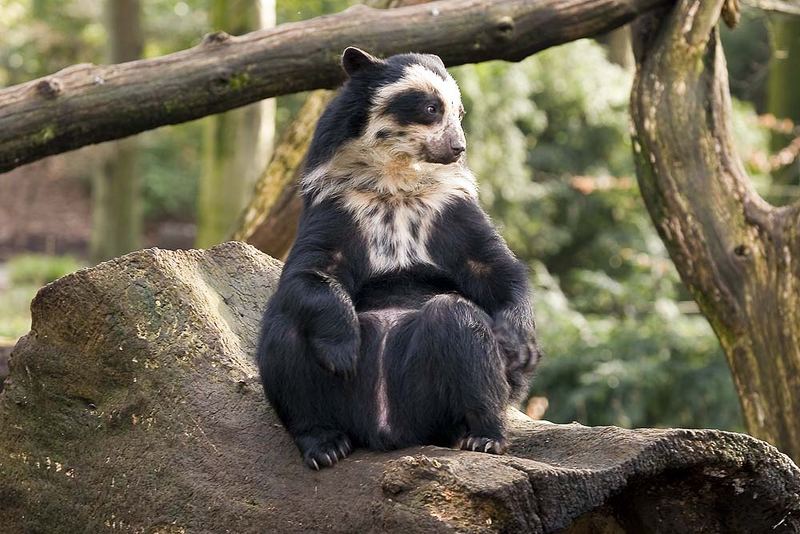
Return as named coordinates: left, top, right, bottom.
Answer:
left=0, top=242, right=798, bottom=533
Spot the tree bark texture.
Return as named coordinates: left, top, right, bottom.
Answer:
left=631, top=0, right=800, bottom=462
left=0, top=0, right=673, bottom=173
left=196, top=0, right=276, bottom=248
left=90, top=0, right=143, bottom=263
left=0, top=242, right=797, bottom=533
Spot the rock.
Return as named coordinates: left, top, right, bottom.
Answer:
left=0, top=343, right=9, bottom=392
left=0, top=242, right=798, bottom=533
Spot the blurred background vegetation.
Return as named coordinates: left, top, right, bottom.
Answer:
left=1, top=0, right=798, bottom=433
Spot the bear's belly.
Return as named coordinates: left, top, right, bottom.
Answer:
left=356, top=307, right=412, bottom=437
left=354, top=265, right=460, bottom=312
left=354, top=266, right=464, bottom=440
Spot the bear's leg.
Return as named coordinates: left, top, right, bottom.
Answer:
left=385, top=294, right=510, bottom=453
left=258, top=313, right=364, bottom=470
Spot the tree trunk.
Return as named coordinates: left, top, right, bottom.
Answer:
left=0, top=0, right=674, bottom=174
left=631, top=0, right=800, bottom=462
left=767, top=14, right=800, bottom=187
left=90, top=0, right=143, bottom=263
left=196, top=0, right=276, bottom=248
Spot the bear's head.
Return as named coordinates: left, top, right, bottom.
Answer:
left=340, top=47, right=466, bottom=166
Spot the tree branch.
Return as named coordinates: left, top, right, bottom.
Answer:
left=742, top=0, right=800, bottom=16
left=632, top=0, right=752, bottom=330
left=0, top=0, right=671, bottom=173
left=631, top=0, right=800, bottom=461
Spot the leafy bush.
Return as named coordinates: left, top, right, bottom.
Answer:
left=139, top=123, right=203, bottom=222
left=2, top=254, right=84, bottom=339
left=7, top=254, right=82, bottom=286
left=454, top=40, right=756, bottom=431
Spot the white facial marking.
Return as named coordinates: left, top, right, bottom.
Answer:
left=371, top=64, right=461, bottom=124
left=373, top=63, right=462, bottom=112
left=368, top=64, right=463, bottom=150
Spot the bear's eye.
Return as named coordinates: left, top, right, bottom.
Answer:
left=426, top=104, right=438, bottom=115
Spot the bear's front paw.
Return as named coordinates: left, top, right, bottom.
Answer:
left=493, top=319, right=540, bottom=373
left=310, top=337, right=359, bottom=379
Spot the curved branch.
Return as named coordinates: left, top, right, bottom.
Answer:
left=633, top=0, right=755, bottom=327
left=631, top=0, right=800, bottom=461
left=0, top=0, right=671, bottom=173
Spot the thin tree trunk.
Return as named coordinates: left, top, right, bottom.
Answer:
left=90, top=0, right=143, bottom=262
left=631, top=0, right=800, bottom=462
left=196, top=0, right=276, bottom=247
left=768, top=16, right=800, bottom=121
left=767, top=15, right=800, bottom=187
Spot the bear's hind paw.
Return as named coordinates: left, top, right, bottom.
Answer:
left=457, top=435, right=507, bottom=455
left=298, top=431, right=353, bottom=470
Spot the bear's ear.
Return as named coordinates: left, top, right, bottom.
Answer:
left=342, top=47, right=379, bottom=77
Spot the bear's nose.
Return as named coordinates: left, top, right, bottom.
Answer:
left=451, top=143, right=465, bottom=157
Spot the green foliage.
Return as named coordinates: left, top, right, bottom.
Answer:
left=0, top=0, right=104, bottom=86
left=455, top=40, right=748, bottom=431
left=731, top=97, right=774, bottom=196
left=277, top=0, right=351, bottom=23
left=533, top=263, right=742, bottom=430
left=142, top=0, right=211, bottom=54
left=0, top=284, right=39, bottom=339
left=139, top=123, right=203, bottom=221
left=1, top=254, right=83, bottom=339
left=7, top=254, right=82, bottom=286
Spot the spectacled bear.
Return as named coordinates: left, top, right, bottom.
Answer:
left=257, top=47, right=541, bottom=470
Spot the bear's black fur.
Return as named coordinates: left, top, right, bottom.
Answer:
left=257, top=47, right=541, bottom=470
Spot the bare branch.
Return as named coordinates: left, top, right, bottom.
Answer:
left=0, top=0, right=671, bottom=173
left=743, top=0, right=800, bottom=16
left=632, top=0, right=800, bottom=461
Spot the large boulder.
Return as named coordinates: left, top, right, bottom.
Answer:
left=0, top=343, right=9, bottom=391
left=0, top=242, right=798, bottom=533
